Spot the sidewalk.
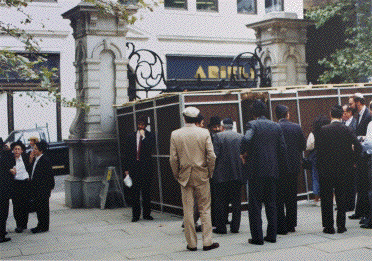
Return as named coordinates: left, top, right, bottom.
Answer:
left=1, top=192, right=372, bottom=260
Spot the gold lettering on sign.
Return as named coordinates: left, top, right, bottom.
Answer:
left=250, top=68, right=255, bottom=79
left=227, top=66, right=238, bottom=78
left=194, top=65, right=255, bottom=79
left=208, top=66, right=219, bottom=78
left=195, top=66, right=207, bottom=78
left=220, top=66, right=227, bottom=78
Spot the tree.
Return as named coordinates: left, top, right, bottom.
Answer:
left=0, top=0, right=159, bottom=108
left=305, top=0, right=372, bottom=84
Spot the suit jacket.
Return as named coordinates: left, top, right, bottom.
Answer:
left=0, top=150, right=16, bottom=196
left=30, top=154, right=55, bottom=196
left=240, top=116, right=288, bottom=181
left=356, top=108, right=372, bottom=136
left=212, top=129, right=244, bottom=184
left=317, top=121, right=362, bottom=182
left=344, top=117, right=357, bottom=133
left=170, top=124, right=216, bottom=187
left=123, top=129, right=155, bottom=175
left=278, top=119, right=306, bottom=175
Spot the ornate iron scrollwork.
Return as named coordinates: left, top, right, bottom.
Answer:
left=126, top=42, right=165, bottom=98
left=126, top=43, right=271, bottom=97
left=229, top=46, right=271, bottom=88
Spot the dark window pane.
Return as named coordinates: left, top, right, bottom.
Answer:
left=237, top=0, right=256, bottom=14
left=31, top=0, right=58, bottom=2
left=119, top=0, right=139, bottom=4
left=196, top=0, right=218, bottom=12
left=265, top=0, right=284, bottom=13
left=164, top=0, right=187, bottom=9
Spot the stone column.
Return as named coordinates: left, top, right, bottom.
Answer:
left=246, top=12, right=313, bottom=87
left=62, top=2, right=136, bottom=208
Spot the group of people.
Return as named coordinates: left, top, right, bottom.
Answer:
left=0, top=137, right=55, bottom=243
left=167, top=100, right=304, bottom=250
left=122, top=92, right=372, bottom=251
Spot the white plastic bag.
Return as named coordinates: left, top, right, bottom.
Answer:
left=124, top=175, right=132, bottom=188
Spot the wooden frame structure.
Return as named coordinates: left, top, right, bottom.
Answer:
left=115, top=83, right=372, bottom=215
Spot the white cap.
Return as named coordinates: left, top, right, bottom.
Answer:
left=354, top=92, right=364, bottom=99
left=183, top=106, right=200, bottom=118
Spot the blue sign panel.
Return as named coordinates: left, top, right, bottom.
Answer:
left=166, top=55, right=257, bottom=81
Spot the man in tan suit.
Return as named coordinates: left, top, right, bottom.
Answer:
left=170, top=107, right=219, bottom=251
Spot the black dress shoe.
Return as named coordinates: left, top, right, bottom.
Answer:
left=359, top=217, right=368, bottom=225
left=277, top=230, right=288, bottom=235
left=337, top=227, right=347, bottom=233
left=15, top=227, right=24, bottom=233
left=186, top=245, right=197, bottom=251
left=143, top=216, right=154, bottom=220
left=31, top=227, right=48, bottom=234
left=349, top=214, right=361, bottom=219
left=248, top=239, right=264, bottom=245
left=361, top=224, right=372, bottom=229
left=131, top=217, right=139, bottom=222
left=288, top=227, right=296, bottom=233
left=0, top=237, right=11, bottom=243
left=264, top=236, right=276, bottom=243
left=203, top=242, right=219, bottom=251
left=323, top=227, right=335, bottom=234
left=230, top=229, right=239, bottom=233
left=213, top=228, right=227, bottom=234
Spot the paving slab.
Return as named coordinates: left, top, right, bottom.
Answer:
left=309, top=236, right=372, bottom=253
left=3, top=190, right=372, bottom=260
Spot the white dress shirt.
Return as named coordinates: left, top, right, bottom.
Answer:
left=14, top=156, right=29, bottom=181
left=359, top=105, right=367, bottom=124
left=31, top=154, right=43, bottom=180
left=345, top=116, right=354, bottom=127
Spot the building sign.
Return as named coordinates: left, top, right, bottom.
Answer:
left=166, top=55, right=257, bottom=81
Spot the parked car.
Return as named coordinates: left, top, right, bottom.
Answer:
left=4, top=126, right=69, bottom=176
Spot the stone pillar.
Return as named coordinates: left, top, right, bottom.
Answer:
left=62, top=2, right=136, bottom=208
left=246, top=12, right=313, bottom=87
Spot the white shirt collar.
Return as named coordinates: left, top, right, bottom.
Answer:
left=359, top=105, right=367, bottom=118
left=345, top=116, right=353, bottom=126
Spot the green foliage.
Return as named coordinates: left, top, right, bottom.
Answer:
left=0, top=0, right=159, bottom=108
left=305, top=0, right=372, bottom=83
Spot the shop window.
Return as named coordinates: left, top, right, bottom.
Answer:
left=265, top=0, right=283, bottom=13
left=164, top=0, right=187, bottom=9
left=196, top=0, right=218, bottom=12
left=237, top=0, right=256, bottom=14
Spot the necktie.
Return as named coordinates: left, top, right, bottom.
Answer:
left=31, top=157, right=39, bottom=180
left=136, top=135, right=142, bottom=161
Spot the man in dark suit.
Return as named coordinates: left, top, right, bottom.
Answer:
left=240, top=100, right=288, bottom=245
left=317, top=105, right=362, bottom=234
left=342, top=104, right=358, bottom=212
left=348, top=93, right=372, bottom=221
left=0, top=138, right=12, bottom=243
left=29, top=140, right=55, bottom=233
left=275, top=105, right=306, bottom=235
left=212, top=118, right=244, bottom=234
left=123, top=116, right=155, bottom=222
left=342, top=104, right=357, bottom=132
